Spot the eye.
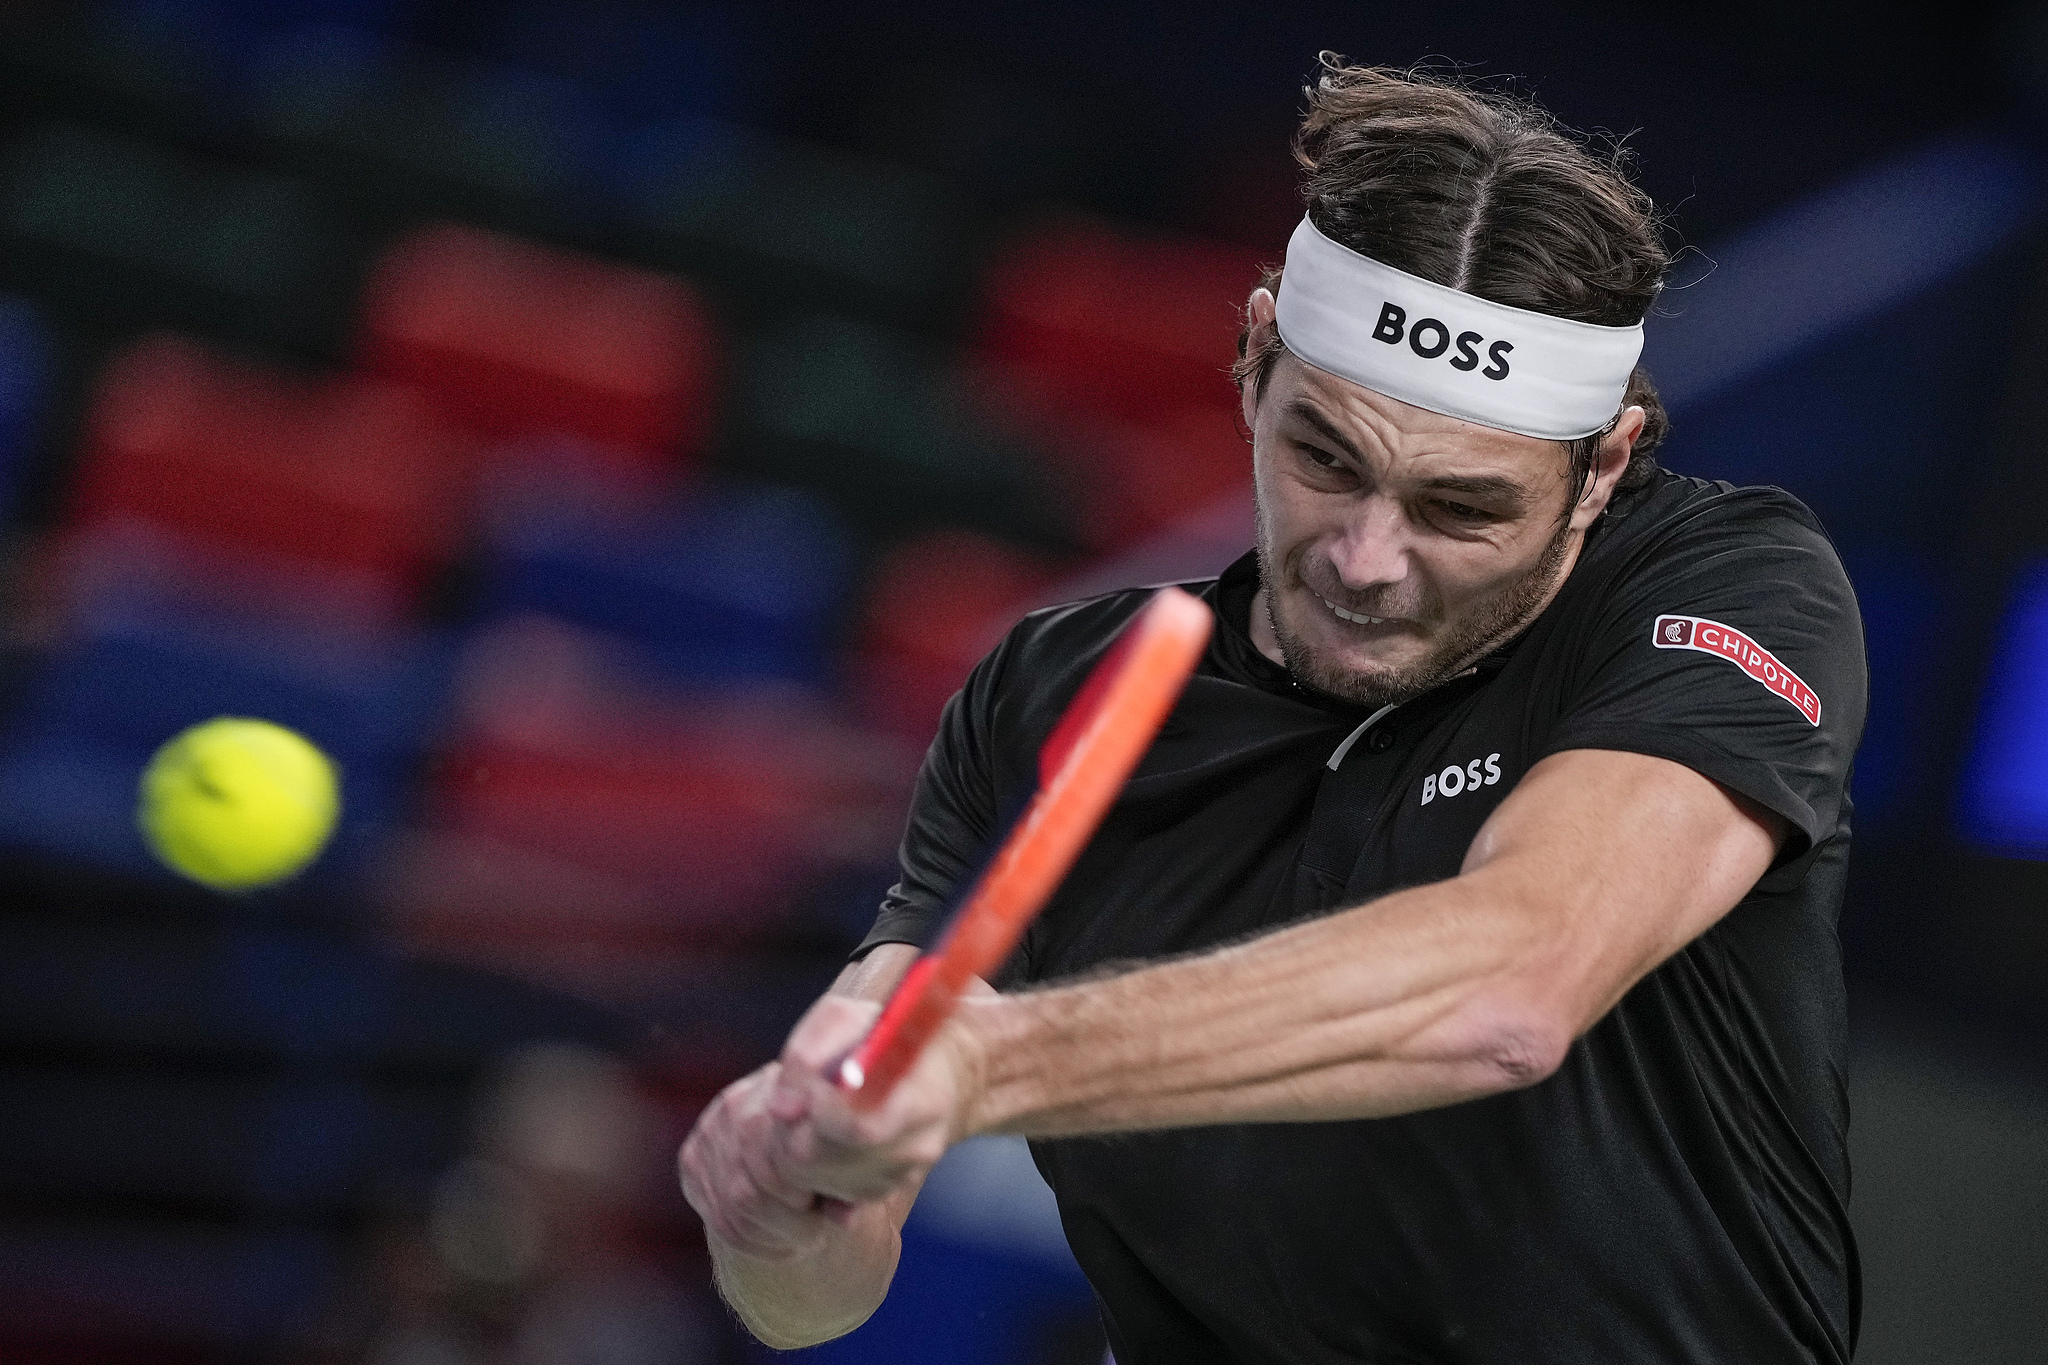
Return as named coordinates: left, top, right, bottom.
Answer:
left=1300, top=444, right=1342, bottom=469
left=1435, top=500, right=1495, bottom=524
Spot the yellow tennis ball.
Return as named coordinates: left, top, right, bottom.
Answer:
left=138, top=717, right=341, bottom=891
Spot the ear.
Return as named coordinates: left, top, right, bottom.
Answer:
left=1241, top=287, right=1278, bottom=432
left=1567, top=406, right=1645, bottom=533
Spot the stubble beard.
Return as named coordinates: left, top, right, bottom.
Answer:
left=1255, top=510, right=1575, bottom=710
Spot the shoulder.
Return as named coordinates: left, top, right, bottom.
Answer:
left=1005, top=576, right=1223, bottom=673
left=1584, top=468, right=1848, bottom=590
left=1608, top=466, right=1831, bottom=542
left=1545, top=468, right=1865, bottom=706
left=976, top=576, right=1225, bottom=731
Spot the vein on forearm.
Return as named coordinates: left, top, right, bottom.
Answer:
left=971, top=868, right=1552, bottom=1136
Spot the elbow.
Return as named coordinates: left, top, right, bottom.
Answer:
left=1467, top=1009, right=1572, bottom=1094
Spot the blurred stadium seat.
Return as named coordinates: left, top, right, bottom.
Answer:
left=382, top=615, right=914, bottom=994
left=977, top=216, right=1255, bottom=428
left=34, top=519, right=419, bottom=642
left=477, top=484, right=848, bottom=686
left=107, top=0, right=415, bottom=60
left=852, top=528, right=1061, bottom=739
left=739, top=312, right=1067, bottom=540
left=0, top=1068, right=372, bottom=1212
left=358, top=222, right=715, bottom=468
left=973, top=217, right=1259, bottom=546
left=0, top=1218, right=337, bottom=1353
left=1, top=122, right=350, bottom=352
left=628, top=123, right=972, bottom=319
left=0, top=295, right=48, bottom=531
left=251, top=30, right=618, bottom=216
left=63, top=333, right=470, bottom=611
left=478, top=0, right=757, bottom=124
left=0, top=915, right=395, bottom=1063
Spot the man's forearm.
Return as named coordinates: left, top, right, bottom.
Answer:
left=954, top=749, right=1781, bottom=1141
left=959, top=868, right=1553, bottom=1138
left=708, top=1189, right=912, bottom=1349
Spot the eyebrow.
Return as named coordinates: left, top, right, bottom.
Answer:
left=1282, top=399, right=1369, bottom=468
left=1417, top=473, right=1534, bottom=512
left=1282, top=398, right=1537, bottom=513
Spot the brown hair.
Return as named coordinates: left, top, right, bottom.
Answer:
left=1236, top=58, right=1671, bottom=502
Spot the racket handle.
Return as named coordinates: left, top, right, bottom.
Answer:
left=834, top=953, right=947, bottom=1104
left=829, top=587, right=1211, bottom=1110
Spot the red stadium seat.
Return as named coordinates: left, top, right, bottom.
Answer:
left=358, top=223, right=716, bottom=468
left=851, top=529, right=1063, bottom=740
left=66, top=334, right=470, bottom=596
left=972, top=217, right=1260, bottom=547
left=975, top=215, right=1256, bottom=427
left=383, top=618, right=916, bottom=975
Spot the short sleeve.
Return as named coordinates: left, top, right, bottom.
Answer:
left=1537, top=495, right=1868, bottom=892
left=850, top=633, right=1010, bottom=960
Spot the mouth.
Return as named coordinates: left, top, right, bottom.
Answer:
left=1317, top=594, right=1398, bottom=627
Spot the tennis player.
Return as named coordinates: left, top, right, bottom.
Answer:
left=682, top=59, right=1865, bottom=1364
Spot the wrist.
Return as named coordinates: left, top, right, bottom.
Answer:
left=954, top=991, right=1052, bottom=1136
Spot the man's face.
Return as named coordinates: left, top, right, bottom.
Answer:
left=1245, top=349, right=1600, bottom=709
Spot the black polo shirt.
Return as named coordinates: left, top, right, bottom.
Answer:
left=857, top=467, right=1867, bottom=1365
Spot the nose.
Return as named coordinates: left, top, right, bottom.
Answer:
left=1325, top=493, right=1412, bottom=593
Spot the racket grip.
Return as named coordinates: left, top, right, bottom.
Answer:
left=834, top=953, right=949, bottom=1104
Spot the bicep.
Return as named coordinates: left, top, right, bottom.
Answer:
left=1461, top=748, right=1786, bottom=1034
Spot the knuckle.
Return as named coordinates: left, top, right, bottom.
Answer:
left=784, top=1125, right=821, bottom=1167
left=724, top=1171, right=760, bottom=1211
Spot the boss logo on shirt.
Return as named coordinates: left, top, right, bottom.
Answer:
left=1373, top=303, right=1514, bottom=380
left=1421, top=753, right=1502, bottom=805
left=1652, top=614, right=1821, bottom=725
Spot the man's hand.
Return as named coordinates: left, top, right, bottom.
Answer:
left=679, top=1059, right=850, bottom=1262
left=677, top=942, right=963, bottom=1349
left=762, top=989, right=990, bottom=1205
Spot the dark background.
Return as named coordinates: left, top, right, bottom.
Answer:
left=0, top=2, right=2043, bottom=1362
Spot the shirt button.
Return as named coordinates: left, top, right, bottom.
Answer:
left=1366, top=728, right=1395, bottom=753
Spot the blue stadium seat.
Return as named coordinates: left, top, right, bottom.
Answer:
left=0, top=918, right=393, bottom=1063
left=480, top=485, right=851, bottom=687
left=105, top=0, right=414, bottom=83
left=0, top=296, right=48, bottom=532
left=0, top=1067, right=372, bottom=1212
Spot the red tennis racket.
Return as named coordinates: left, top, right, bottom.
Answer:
left=835, top=585, right=1213, bottom=1109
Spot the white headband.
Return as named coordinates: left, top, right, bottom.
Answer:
left=1273, top=216, right=1645, bottom=441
